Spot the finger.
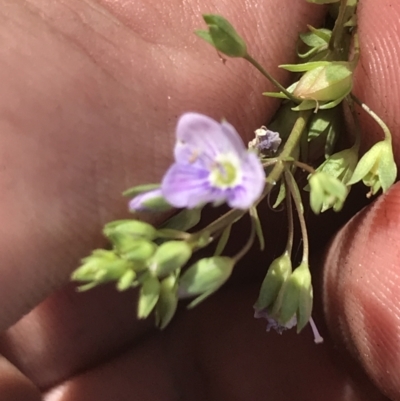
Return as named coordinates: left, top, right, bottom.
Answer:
left=0, top=284, right=153, bottom=390
left=44, top=286, right=387, bottom=401
left=323, top=1, right=400, bottom=398
left=323, top=183, right=400, bottom=400
left=353, top=0, right=400, bottom=155
left=0, top=355, right=41, bottom=401
left=0, top=0, right=324, bottom=331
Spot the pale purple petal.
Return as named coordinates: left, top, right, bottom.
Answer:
left=162, top=163, right=220, bottom=208
left=254, top=307, right=297, bottom=334
left=226, top=152, right=265, bottom=209
left=129, top=189, right=163, bottom=211
left=174, top=113, right=246, bottom=164
left=257, top=129, right=281, bottom=153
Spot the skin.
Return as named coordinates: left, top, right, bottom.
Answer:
left=0, top=0, right=400, bottom=399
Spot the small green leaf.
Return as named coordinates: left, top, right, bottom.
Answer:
left=161, top=208, right=202, bottom=231
left=197, top=14, right=248, bottom=58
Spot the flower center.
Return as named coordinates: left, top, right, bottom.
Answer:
left=209, top=154, right=241, bottom=188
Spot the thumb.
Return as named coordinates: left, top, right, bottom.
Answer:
left=323, top=184, right=400, bottom=400
left=323, top=1, right=400, bottom=399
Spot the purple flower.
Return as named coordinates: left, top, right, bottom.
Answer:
left=254, top=307, right=297, bottom=334
left=161, top=113, right=265, bottom=209
left=254, top=307, right=324, bottom=344
left=249, top=126, right=281, bottom=154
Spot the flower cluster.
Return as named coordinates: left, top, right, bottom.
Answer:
left=71, top=2, right=398, bottom=349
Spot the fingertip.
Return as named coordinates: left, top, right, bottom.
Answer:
left=354, top=0, right=400, bottom=157
left=0, top=356, right=41, bottom=401
left=323, top=182, right=400, bottom=400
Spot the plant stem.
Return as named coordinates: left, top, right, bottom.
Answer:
left=329, top=0, right=358, bottom=60
left=244, top=54, right=299, bottom=103
left=284, top=178, right=294, bottom=256
left=233, top=216, right=256, bottom=263
left=293, top=161, right=315, bottom=175
left=351, top=94, right=393, bottom=142
left=285, top=169, right=309, bottom=263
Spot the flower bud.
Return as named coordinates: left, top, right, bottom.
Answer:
left=121, top=239, right=157, bottom=262
left=195, top=15, right=248, bottom=58
left=254, top=252, right=292, bottom=310
left=178, top=257, right=234, bottom=306
left=72, top=250, right=135, bottom=290
left=308, top=171, right=347, bottom=214
left=293, top=62, right=352, bottom=103
left=103, top=219, right=157, bottom=241
left=347, top=139, right=397, bottom=197
left=311, top=147, right=358, bottom=211
left=155, top=274, right=179, bottom=329
left=149, top=241, right=192, bottom=277
left=273, top=262, right=313, bottom=332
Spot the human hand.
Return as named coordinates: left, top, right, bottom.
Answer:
left=0, top=0, right=398, bottom=400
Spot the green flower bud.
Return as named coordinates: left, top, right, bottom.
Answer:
left=308, top=171, right=347, bottom=214
left=347, top=139, right=397, bottom=198
left=117, top=269, right=136, bottom=291
left=137, top=275, right=161, bottom=319
left=298, top=27, right=331, bottom=59
left=310, top=147, right=359, bottom=212
left=149, top=241, right=192, bottom=277
left=104, top=219, right=157, bottom=241
left=121, top=239, right=157, bottom=262
left=273, top=262, right=313, bottom=332
left=195, top=15, right=248, bottom=58
left=72, top=250, right=135, bottom=290
left=254, top=253, right=292, bottom=310
left=178, top=257, right=234, bottom=307
left=155, top=274, right=179, bottom=329
left=293, top=62, right=352, bottom=102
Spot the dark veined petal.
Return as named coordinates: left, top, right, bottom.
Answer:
left=162, top=163, right=221, bottom=208
left=174, top=113, right=246, bottom=165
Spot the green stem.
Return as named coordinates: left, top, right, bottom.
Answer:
left=345, top=95, right=361, bottom=151
left=284, top=178, right=294, bottom=256
left=351, top=94, right=393, bottom=142
left=285, top=169, right=309, bottom=263
left=233, top=216, right=256, bottom=263
left=293, top=161, right=315, bottom=175
left=244, top=54, right=299, bottom=103
left=329, top=0, right=358, bottom=60
left=266, top=110, right=312, bottom=186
